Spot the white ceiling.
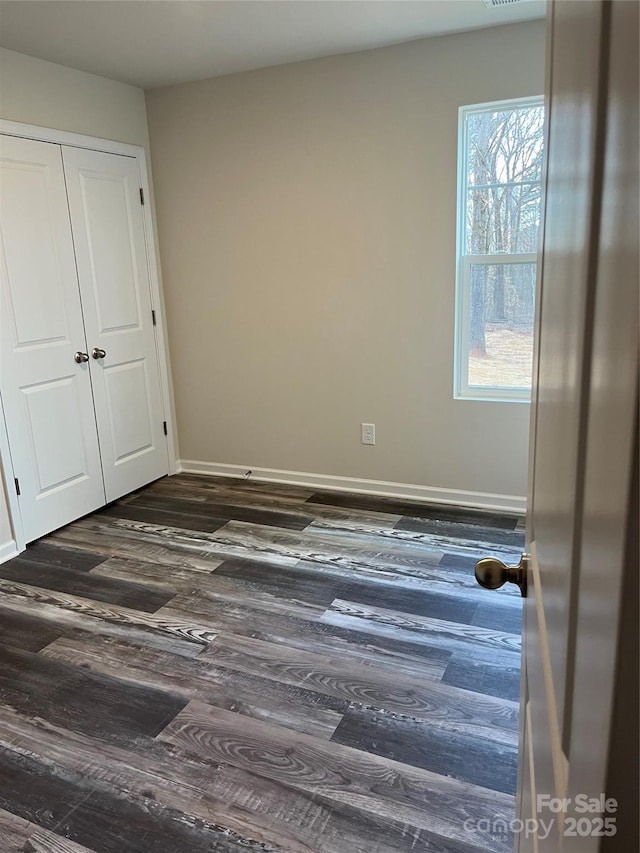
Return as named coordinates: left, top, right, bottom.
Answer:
left=0, top=0, right=545, bottom=90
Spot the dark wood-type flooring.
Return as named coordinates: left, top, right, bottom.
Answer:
left=0, top=474, right=524, bottom=853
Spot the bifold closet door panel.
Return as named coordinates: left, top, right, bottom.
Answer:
left=0, top=135, right=106, bottom=542
left=62, top=147, right=168, bottom=502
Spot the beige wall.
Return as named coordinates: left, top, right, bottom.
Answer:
left=0, top=47, right=149, bottom=143
left=0, top=48, right=170, bottom=556
left=146, top=21, right=545, bottom=505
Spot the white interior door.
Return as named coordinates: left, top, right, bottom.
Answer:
left=0, top=135, right=105, bottom=541
left=62, top=147, right=169, bottom=503
left=514, top=2, right=637, bottom=850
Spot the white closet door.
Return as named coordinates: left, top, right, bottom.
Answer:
left=0, top=135, right=105, bottom=541
left=62, top=147, right=168, bottom=502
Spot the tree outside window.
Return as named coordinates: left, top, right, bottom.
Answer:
left=455, top=98, right=545, bottom=400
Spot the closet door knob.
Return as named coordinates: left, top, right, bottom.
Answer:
left=74, top=351, right=89, bottom=363
left=91, top=347, right=107, bottom=360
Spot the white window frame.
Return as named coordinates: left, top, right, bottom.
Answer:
left=454, top=95, right=544, bottom=402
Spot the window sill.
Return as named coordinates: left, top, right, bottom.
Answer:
left=454, top=391, right=532, bottom=404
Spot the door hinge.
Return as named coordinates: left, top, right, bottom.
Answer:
left=139, top=187, right=145, bottom=205
left=151, top=309, right=157, bottom=326
left=14, top=478, right=20, bottom=496
left=163, top=421, right=168, bottom=436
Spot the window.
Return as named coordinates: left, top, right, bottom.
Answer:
left=454, top=97, right=545, bottom=401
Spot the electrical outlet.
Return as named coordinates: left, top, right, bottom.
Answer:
left=361, top=423, right=376, bottom=445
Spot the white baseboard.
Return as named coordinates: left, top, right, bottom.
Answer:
left=0, top=539, right=19, bottom=564
left=177, top=459, right=526, bottom=515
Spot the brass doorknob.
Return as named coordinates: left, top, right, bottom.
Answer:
left=74, top=351, right=89, bottom=363
left=475, top=554, right=528, bottom=597
left=91, top=347, right=107, bottom=359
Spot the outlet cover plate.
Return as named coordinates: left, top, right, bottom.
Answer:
left=361, top=423, right=376, bottom=445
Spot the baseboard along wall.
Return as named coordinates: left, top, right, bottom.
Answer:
left=177, top=459, right=527, bottom=515
left=0, top=539, right=19, bottom=565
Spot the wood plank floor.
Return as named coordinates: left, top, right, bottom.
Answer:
left=0, top=474, right=524, bottom=853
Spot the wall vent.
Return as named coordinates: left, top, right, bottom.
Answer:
left=483, top=0, right=532, bottom=7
